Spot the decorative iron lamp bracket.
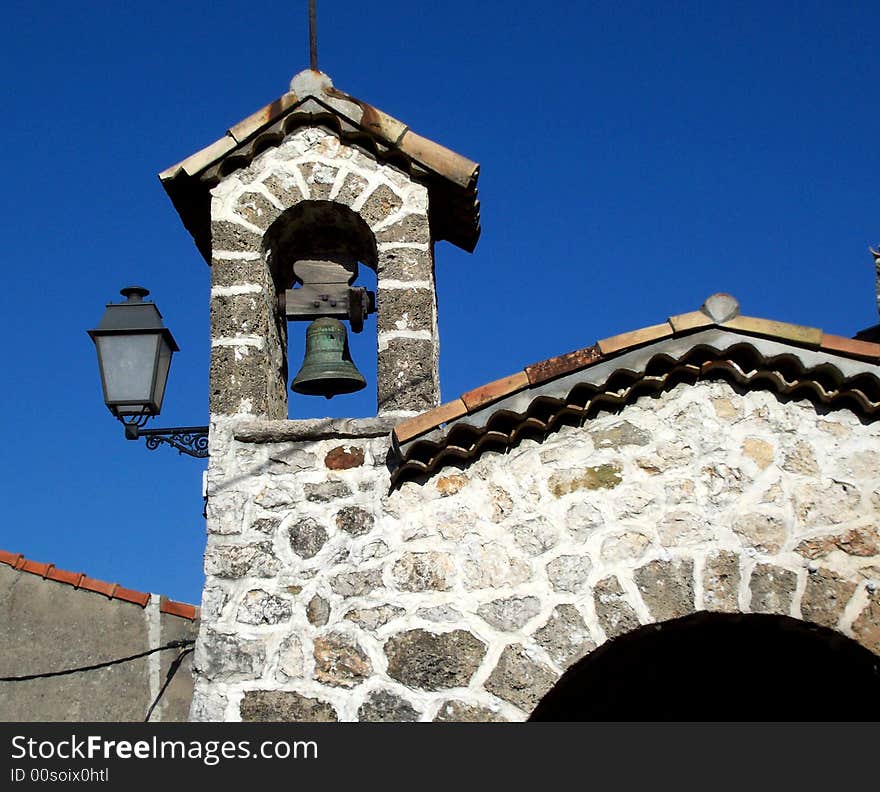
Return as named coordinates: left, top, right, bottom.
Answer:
left=120, top=419, right=209, bottom=458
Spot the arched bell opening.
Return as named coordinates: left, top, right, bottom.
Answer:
left=529, top=612, right=880, bottom=721
left=263, top=201, right=379, bottom=418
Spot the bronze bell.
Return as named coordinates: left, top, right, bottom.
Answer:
left=291, top=317, right=366, bottom=398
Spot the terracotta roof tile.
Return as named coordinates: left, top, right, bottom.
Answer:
left=461, top=371, right=530, bottom=412
left=525, top=345, right=603, bottom=386
left=391, top=293, right=880, bottom=469
left=394, top=399, right=467, bottom=445
left=0, top=549, right=196, bottom=618
left=597, top=322, right=674, bottom=356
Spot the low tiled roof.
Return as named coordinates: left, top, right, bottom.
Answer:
left=391, top=293, right=880, bottom=482
left=0, top=549, right=199, bottom=621
left=160, top=69, right=480, bottom=260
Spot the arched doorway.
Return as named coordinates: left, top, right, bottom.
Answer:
left=530, top=612, right=880, bottom=720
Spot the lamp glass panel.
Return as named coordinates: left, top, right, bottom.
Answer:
left=151, top=336, right=173, bottom=412
left=97, top=333, right=161, bottom=409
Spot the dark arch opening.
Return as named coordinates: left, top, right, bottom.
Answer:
left=530, top=612, right=880, bottom=721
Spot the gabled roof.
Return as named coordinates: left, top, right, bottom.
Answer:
left=0, top=549, right=199, bottom=620
left=391, top=293, right=880, bottom=482
left=160, top=70, right=480, bottom=261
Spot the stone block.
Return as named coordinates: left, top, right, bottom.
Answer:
left=335, top=506, right=374, bottom=536
left=594, top=577, right=641, bottom=639
left=198, top=630, right=265, bottom=681
left=634, top=558, right=695, bottom=622
left=304, top=480, right=352, bottom=502
left=589, top=421, right=650, bottom=449
left=374, top=213, right=430, bottom=244
left=211, top=220, right=263, bottom=253
left=384, top=629, right=485, bottom=690
left=358, top=690, right=420, bottom=722
left=360, top=184, right=404, bottom=226
left=306, top=594, right=330, bottom=627
left=702, top=551, right=741, bottom=612
left=288, top=517, right=329, bottom=559
left=334, top=171, right=369, bottom=208
left=302, top=162, right=339, bottom=200
left=377, top=247, right=434, bottom=282
left=749, top=564, right=796, bottom=614
left=313, top=633, right=372, bottom=687
left=209, top=345, right=270, bottom=417
left=210, top=292, right=272, bottom=338
left=851, top=587, right=880, bottom=655
left=240, top=690, right=337, bottom=722
left=549, top=464, right=622, bottom=497
left=344, top=605, right=404, bottom=631
left=484, top=644, right=558, bottom=712
left=203, top=542, right=279, bottom=579
left=377, top=288, right=435, bottom=333
left=377, top=337, right=438, bottom=413
left=732, top=513, right=787, bottom=554
left=546, top=555, right=592, bottom=593
left=433, top=701, right=507, bottom=722
left=533, top=605, right=595, bottom=667
left=263, top=173, right=304, bottom=209
left=236, top=590, right=293, bottom=625
left=801, top=568, right=857, bottom=628
left=232, top=191, right=282, bottom=231
left=324, top=445, right=365, bottom=470
left=330, top=569, right=383, bottom=598
left=211, top=257, right=266, bottom=287
left=477, top=596, right=541, bottom=631
left=392, top=552, right=454, bottom=592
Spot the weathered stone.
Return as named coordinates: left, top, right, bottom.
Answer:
left=392, top=551, right=454, bottom=591
left=377, top=288, right=435, bottom=334
left=263, top=173, right=304, bottom=208
left=210, top=292, right=271, bottom=338
left=360, top=184, right=404, bottom=226
left=665, top=478, right=696, bottom=504
left=489, top=485, right=514, bottom=522
left=796, top=527, right=880, bottom=559
left=236, top=590, right=293, bottom=625
left=302, top=162, right=338, bottom=200
left=701, top=463, right=745, bottom=505
left=589, top=421, right=650, bottom=449
left=634, top=558, right=695, bottom=622
left=333, top=171, right=369, bottom=207
left=549, top=464, right=622, bottom=496
left=436, top=473, right=468, bottom=497
left=614, top=490, right=655, bottom=518
left=209, top=345, right=270, bottom=417
left=384, top=630, right=486, bottom=690
left=782, top=441, right=819, bottom=476
left=732, top=513, right=787, bottom=554
left=484, top=644, right=558, bottom=712
left=794, top=479, right=861, bottom=527
left=565, top=501, right=604, bottom=542
left=358, top=690, right=420, bottom=722
left=374, top=213, right=430, bottom=244
left=198, top=631, right=265, bottom=681
left=201, top=586, right=229, bottom=621
left=344, top=604, right=405, bottom=631
left=416, top=604, right=462, bottom=622
left=658, top=511, right=713, bottom=546
left=251, top=517, right=280, bottom=535
left=743, top=437, right=774, bottom=469
left=594, top=577, right=641, bottom=639
left=254, top=483, right=297, bottom=510
left=276, top=633, right=305, bottom=679
left=330, top=568, right=383, bottom=597
left=324, top=445, right=365, bottom=470
left=845, top=450, right=880, bottom=480
left=335, top=506, right=374, bottom=536
left=306, top=594, right=330, bottom=626
left=546, top=555, right=592, bottom=593
left=232, top=191, right=281, bottom=230
left=211, top=256, right=265, bottom=287
left=801, top=568, right=857, bottom=628
left=211, top=220, right=263, bottom=253
left=712, top=397, right=740, bottom=420
left=204, top=542, right=279, bottom=579
left=288, top=517, right=328, bottom=559
left=240, top=690, right=337, bottom=722
left=600, top=531, right=651, bottom=563
left=377, top=338, right=438, bottom=413
left=304, top=480, right=352, bottom=502
left=512, top=518, right=560, bottom=556
left=477, top=596, right=542, bottom=631
left=851, top=588, right=880, bottom=655
left=377, top=247, right=433, bottom=282
left=313, top=632, right=372, bottom=688
left=462, top=542, right=532, bottom=590
left=749, top=564, right=797, bottom=614
left=702, top=551, right=741, bottom=612
left=433, top=700, right=507, bottom=722
left=533, top=605, right=595, bottom=667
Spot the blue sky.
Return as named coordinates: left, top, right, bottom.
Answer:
left=1, top=2, right=877, bottom=604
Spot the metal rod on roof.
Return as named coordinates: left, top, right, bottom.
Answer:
left=309, top=0, right=318, bottom=71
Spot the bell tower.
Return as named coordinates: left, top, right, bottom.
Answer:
left=161, top=68, right=479, bottom=421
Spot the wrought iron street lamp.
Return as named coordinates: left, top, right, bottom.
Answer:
left=88, top=287, right=208, bottom=458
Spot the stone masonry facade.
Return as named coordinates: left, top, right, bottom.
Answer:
left=192, top=379, right=880, bottom=721
left=209, top=126, right=438, bottom=419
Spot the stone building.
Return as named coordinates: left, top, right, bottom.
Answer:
left=158, top=68, right=880, bottom=721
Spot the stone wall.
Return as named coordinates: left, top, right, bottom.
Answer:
left=0, top=565, right=198, bottom=722
left=192, top=379, right=880, bottom=720
left=209, top=126, right=438, bottom=419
